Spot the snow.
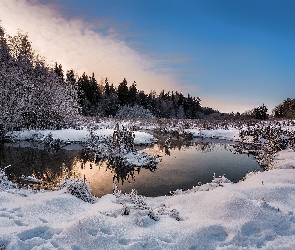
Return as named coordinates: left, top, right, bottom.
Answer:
left=21, top=176, right=42, bottom=184
left=1, top=168, right=295, bottom=249
left=8, top=128, right=157, bottom=145
left=186, top=128, right=240, bottom=141
left=272, top=149, right=295, bottom=169
left=1, top=126, right=295, bottom=249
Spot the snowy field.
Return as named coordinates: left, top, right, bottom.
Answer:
left=1, top=123, right=295, bottom=249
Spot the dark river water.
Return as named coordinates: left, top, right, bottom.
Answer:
left=0, top=138, right=262, bottom=197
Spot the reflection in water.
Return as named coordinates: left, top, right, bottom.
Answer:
left=1, top=139, right=262, bottom=197
left=0, top=143, right=77, bottom=188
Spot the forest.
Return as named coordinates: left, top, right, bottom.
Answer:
left=1, top=23, right=294, bottom=132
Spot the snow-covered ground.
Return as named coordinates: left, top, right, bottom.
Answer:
left=7, top=128, right=157, bottom=145
left=185, top=128, right=240, bottom=141
left=1, top=125, right=295, bottom=249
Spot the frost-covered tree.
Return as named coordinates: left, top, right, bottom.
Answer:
left=0, top=23, right=80, bottom=130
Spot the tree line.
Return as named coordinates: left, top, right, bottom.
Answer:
left=74, top=74, right=203, bottom=119
left=0, top=23, right=206, bottom=131
left=1, top=22, right=294, bottom=133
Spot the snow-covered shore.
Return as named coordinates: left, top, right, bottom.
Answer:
left=7, top=128, right=157, bottom=145
left=1, top=125, right=295, bottom=249
left=1, top=168, right=295, bottom=249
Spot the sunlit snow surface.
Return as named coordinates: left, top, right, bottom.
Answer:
left=1, top=126, right=295, bottom=249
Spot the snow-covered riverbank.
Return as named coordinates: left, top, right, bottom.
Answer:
left=7, top=128, right=157, bottom=145
left=1, top=125, right=295, bottom=249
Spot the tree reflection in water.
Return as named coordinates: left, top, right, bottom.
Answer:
left=0, top=143, right=77, bottom=189
left=76, top=148, right=158, bottom=186
left=0, top=138, right=255, bottom=197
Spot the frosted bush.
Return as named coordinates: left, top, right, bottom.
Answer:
left=86, top=124, right=158, bottom=169
left=60, top=178, right=96, bottom=203
left=0, top=166, right=17, bottom=191
left=113, top=185, right=180, bottom=222
left=43, top=133, right=62, bottom=153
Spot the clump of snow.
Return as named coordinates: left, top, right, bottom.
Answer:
left=186, top=128, right=240, bottom=141
left=171, top=174, right=232, bottom=195
left=122, top=152, right=158, bottom=167
left=21, top=175, right=42, bottom=184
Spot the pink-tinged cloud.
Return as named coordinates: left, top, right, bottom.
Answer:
left=0, top=0, right=178, bottom=92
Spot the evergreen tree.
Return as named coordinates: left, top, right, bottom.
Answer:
left=273, top=98, right=295, bottom=119
left=253, top=104, right=268, bottom=120
left=104, top=78, right=110, bottom=96
left=54, top=62, right=64, bottom=83
left=117, top=78, right=129, bottom=106
left=129, top=81, right=138, bottom=106
left=77, top=73, right=101, bottom=116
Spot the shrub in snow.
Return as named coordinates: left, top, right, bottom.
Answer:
left=86, top=124, right=158, bottom=169
left=116, top=105, right=154, bottom=119
left=0, top=166, right=17, bottom=191
left=84, top=125, right=159, bottom=184
left=59, top=178, right=96, bottom=203
left=238, top=122, right=294, bottom=169
left=113, top=185, right=180, bottom=223
left=43, top=133, right=62, bottom=153
left=114, top=185, right=156, bottom=220
left=169, top=209, right=181, bottom=221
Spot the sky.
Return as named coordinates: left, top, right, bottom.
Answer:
left=0, top=0, right=294, bottom=113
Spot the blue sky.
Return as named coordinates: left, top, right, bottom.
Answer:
left=1, top=0, right=294, bottom=113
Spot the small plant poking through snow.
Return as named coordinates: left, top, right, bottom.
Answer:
left=60, top=178, right=96, bottom=203
left=113, top=184, right=181, bottom=223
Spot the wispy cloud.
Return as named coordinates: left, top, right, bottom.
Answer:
left=0, top=0, right=178, bottom=92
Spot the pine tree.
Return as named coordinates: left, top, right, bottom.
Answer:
left=117, top=78, right=129, bottom=106
left=54, top=62, right=64, bottom=83
left=253, top=104, right=268, bottom=120
left=129, top=81, right=137, bottom=106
